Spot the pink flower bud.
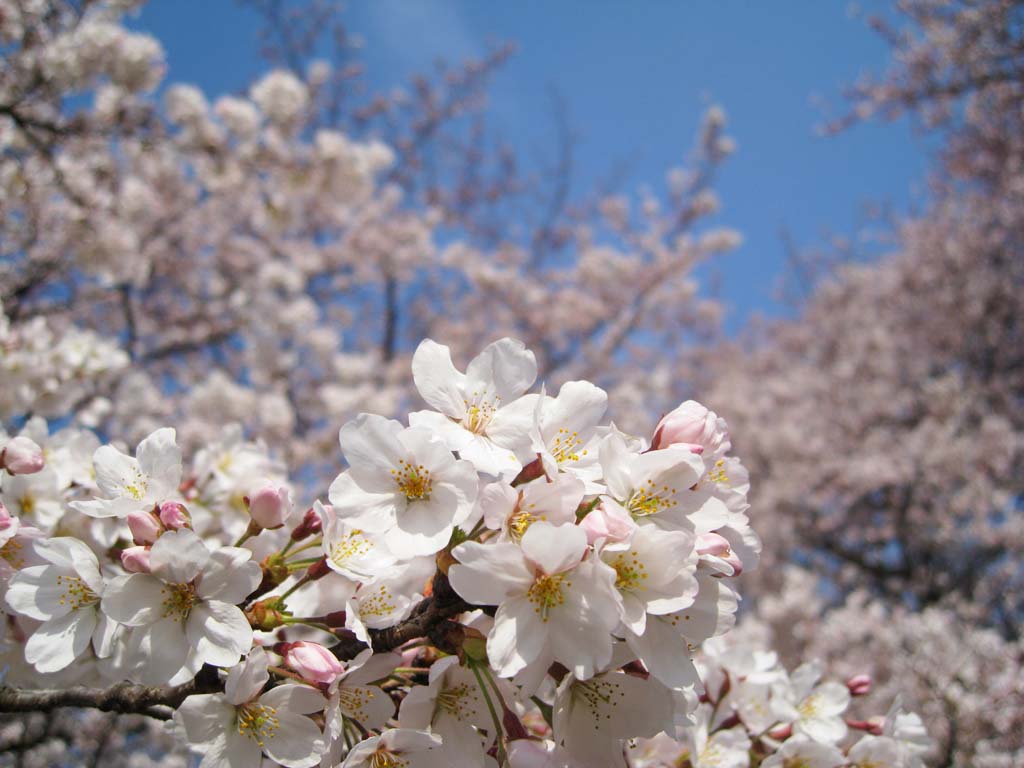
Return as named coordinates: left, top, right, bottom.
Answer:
left=248, top=484, right=292, bottom=530
left=127, top=510, right=162, bottom=545
left=651, top=400, right=728, bottom=455
left=1, top=436, right=45, bottom=475
left=849, top=717, right=884, bottom=736
left=768, top=723, right=793, bottom=740
left=277, top=641, right=343, bottom=685
left=158, top=501, right=190, bottom=530
left=697, top=532, right=744, bottom=577
left=579, top=502, right=636, bottom=546
left=696, top=532, right=731, bottom=557
left=0, top=501, right=13, bottom=530
left=121, top=546, right=151, bottom=573
left=290, top=507, right=322, bottom=541
left=847, top=674, right=871, bottom=696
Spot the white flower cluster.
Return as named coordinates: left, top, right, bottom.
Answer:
left=0, top=337, right=924, bottom=768
left=0, top=301, right=130, bottom=421
left=631, top=633, right=933, bottom=768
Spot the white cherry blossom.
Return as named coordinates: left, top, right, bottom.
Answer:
left=450, top=521, right=620, bottom=680
left=771, top=661, right=851, bottom=744
left=760, top=736, right=844, bottom=768
left=70, top=427, right=182, bottom=518
left=101, top=528, right=261, bottom=684
left=552, top=669, right=676, bottom=768
left=174, top=649, right=326, bottom=768
left=480, top=474, right=585, bottom=543
left=409, top=338, right=539, bottom=477
left=328, top=414, right=478, bottom=558
left=340, top=728, right=448, bottom=768
left=5, top=537, right=111, bottom=673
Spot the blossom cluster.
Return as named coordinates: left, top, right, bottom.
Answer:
left=630, top=632, right=933, bottom=768
left=0, top=337, right=792, bottom=768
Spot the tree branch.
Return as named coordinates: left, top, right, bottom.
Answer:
left=0, top=570, right=470, bottom=719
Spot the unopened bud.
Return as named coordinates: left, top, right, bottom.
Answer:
left=127, top=510, right=162, bottom=545
left=248, top=484, right=292, bottom=530
left=245, top=598, right=289, bottom=631
left=697, top=532, right=743, bottom=576
left=1, top=437, right=44, bottom=475
left=0, top=501, right=13, bottom=530
left=847, top=674, right=871, bottom=696
left=651, top=400, right=727, bottom=455
left=120, top=546, right=151, bottom=573
left=275, top=641, right=343, bottom=685
left=848, top=717, right=884, bottom=736
left=768, top=723, right=793, bottom=740
left=290, top=507, right=322, bottom=541
left=307, top=557, right=331, bottom=580
left=158, top=501, right=190, bottom=530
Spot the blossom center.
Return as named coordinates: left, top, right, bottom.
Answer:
left=357, top=585, right=397, bottom=619
left=122, top=470, right=148, bottom=500
left=237, top=702, right=279, bottom=748
left=625, top=479, right=677, bottom=519
left=1, top=538, right=25, bottom=569
left=782, top=759, right=812, bottom=768
left=550, top=428, right=585, bottom=464
left=338, top=685, right=379, bottom=719
left=508, top=509, right=541, bottom=541
left=436, top=682, right=474, bottom=719
left=461, top=395, right=499, bottom=434
left=797, top=693, right=822, bottom=717
left=56, top=574, right=99, bottom=610
left=18, top=494, right=35, bottom=516
left=609, top=551, right=648, bottom=592
left=527, top=573, right=568, bottom=621
left=331, top=530, right=372, bottom=567
left=370, top=750, right=408, bottom=768
left=392, top=460, right=432, bottom=501
left=572, top=678, right=626, bottom=727
left=707, top=458, right=728, bottom=484
left=161, top=582, right=198, bottom=620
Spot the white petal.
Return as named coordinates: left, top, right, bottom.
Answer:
left=175, top=694, right=236, bottom=753
left=6, top=565, right=72, bottom=620
left=101, top=573, right=166, bottom=626
left=328, top=472, right=398, bottom=532
left=150, top=528, right=211, bottom=584
left=412, top=340, right=467, bottom=418
left=197, top=547, right=261, bottom=602
left=488, top=597, right=548, bottom=678
left=262, top=711, right=325, bottom=767
left=92, top=445, right=142, bottom=498
left=129, top=618, right=189, bottom=684
left=386, top=494, right=455, bottom=559
left=25, top=608, right=96, bottom=673
left=339, top=414, right=406, bottom=472
left=225, top=647, right=270, bottom=705
left=466, top=338, right=537, bottom=402
left=135, top=427, right=182, bottom=492
left=521, top=522, right=587, bottom=575
left=546, top=381, right=607, bottom=437
left=188, top=600, right=253, bottom=667
left=625, top=618, right=700, bottom=690
left=261, top=684, right=327, bottom=715
left=449, top=542, right=533, bottom=605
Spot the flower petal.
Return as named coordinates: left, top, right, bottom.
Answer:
left=150, top=528, right=211, bottom=585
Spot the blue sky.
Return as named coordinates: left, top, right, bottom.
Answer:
left=132, top=0, right=932, bottom=333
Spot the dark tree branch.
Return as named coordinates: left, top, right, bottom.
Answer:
left=0, top=570, right=470, bottom=720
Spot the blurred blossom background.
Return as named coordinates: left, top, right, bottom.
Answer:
left=0, top=0, right=1020, bottom=766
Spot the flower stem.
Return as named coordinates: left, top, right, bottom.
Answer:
left=471, top=661, right=508, bottom=767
